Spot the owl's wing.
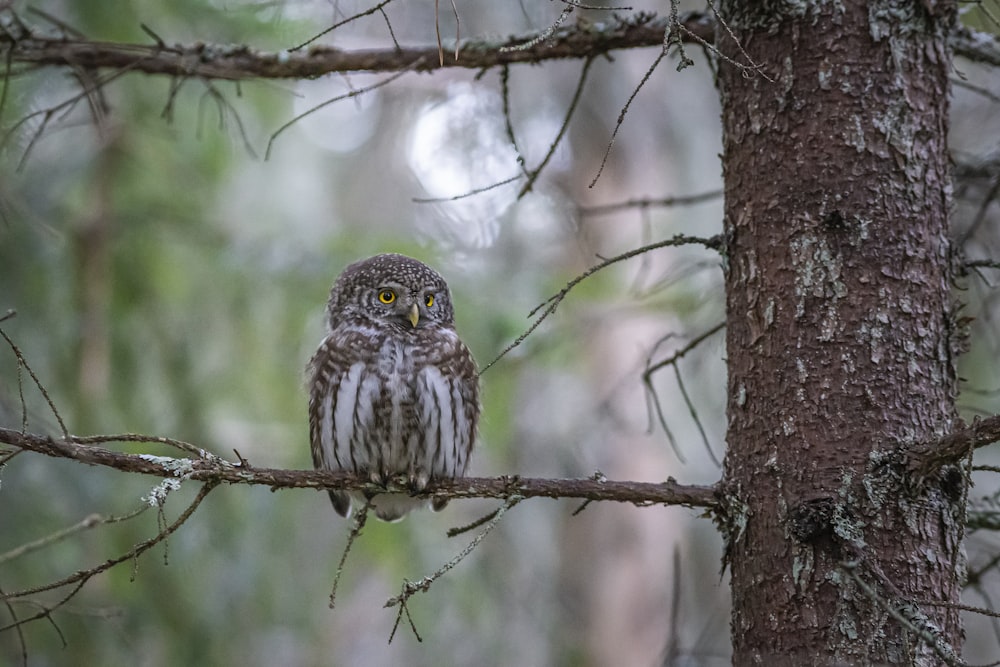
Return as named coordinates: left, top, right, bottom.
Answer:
left=307, top=335, right=357, bottom=518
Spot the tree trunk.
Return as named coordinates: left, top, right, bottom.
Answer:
left=716, top=2, right=964, bottom=665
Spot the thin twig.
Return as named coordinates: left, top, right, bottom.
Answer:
left=643, top=321, right=726, bottom=377
left=70, top=432, right=223, bottom=460
left=966, top=259, right=1000, bottom=271
left=500, top=65, right=528, bottom=176
left=0, top=482, right=217, bottom=630
left=449, top=0, right=460, bottom=62
left=642, top=323, right=725, bottom=462
left=289, top=0, right=398, bottom=52
left=199, top=80, right=258, bottom=158
left=578, top=190, right=723, bottom=216
left=0, top=507, right=147, bottom=565
left=0, top=583, right=27, bottom=667
left=434, top=0, right=443, bottom=66
left=842, top=561, right=968, bottom=667
left=519, top=55, right=594, bottom=197
left=960, top=176, right=1000, bottom=245
left=665, top=0, right=695, bottom=71
left=482, top=234, right=722, bottom=374
left=446, top=506, right=501, bottom=538
left=0, top=322, right=69, bottom=438
left=589, top=48, right=667, bottom=188
left=701, top=0, right=774, bottom=82
left=329, top=501, right=370, bottom=609
left=672, top=361, right=721, bottom=467
left=500, top=6, right=573, bottom=53
left=412, top=174, right=523, bottom=204
left=265, top=60, right=423, bottom=159
left=2, top=62, right=137, bottom=171
left=378, top=6, right=400, bottom=52
left=384, top=495, right=522, bottom=642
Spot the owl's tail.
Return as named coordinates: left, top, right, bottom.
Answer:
left=328, top=490, right=434, bottom=522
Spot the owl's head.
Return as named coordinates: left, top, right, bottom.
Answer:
left=327, top=253, right=456, bottom=330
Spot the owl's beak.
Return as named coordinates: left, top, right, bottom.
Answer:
left=408, top=303, right=420, bottom=328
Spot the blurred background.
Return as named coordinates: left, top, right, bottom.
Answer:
left=1, top=1, right=999, bottom=665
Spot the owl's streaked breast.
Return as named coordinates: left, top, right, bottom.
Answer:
left=308, top=327, right=477, bottom=521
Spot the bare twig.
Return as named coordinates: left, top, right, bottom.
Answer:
left=966, top=259, right=1000, bottom=272
left=672, top=361, right=721, bottom=467
left=0, top=482, right=217, bottom=631
left=198, top=80, right=258, bottom=158
left=959, top=175, right=1000, bottom=245
left=0, top=320, right=69, bottom=438
left=917, top=597, right=1000, bottom=621
left=842, top=561, right=967, bottom=667
left=642, top=322, right=725, bottom=463
left=446, top=505, right=502, bottom=537
left=1, top=61, right=136, bottom=171
left=500, top=64, right=528, bottom=175
left=519, top=56, right=594, bottom=197
left=643, top=321, right=726, bottom=378
left=481, top=234, right=722, bottom=373
left=578, top=189, right=723, bottom=216
left=965, top=584, right=1000, bottom=650
left=289, top=0, right=398, bottom=52
left=329, top=501, right=370, bottom=609
left=0, top=583, right=27, bottom=666
left=434, top=0, right=443, bottom=65
left=384, top=495, right=521, bottom=642
left=698, top=0, right=774, bottom=82
left=411, top=174, right=522, bottom=204
left=265, top=60, right=423, bottom=158
left=500, top=5, right=574, bottom=53
left=665, top=0, right=695, bottom=71
left=588, top=48, right=667, bottom=189
left=70, top=432, right=222, bottom=460
left=0, top=507, right=147, bottom=565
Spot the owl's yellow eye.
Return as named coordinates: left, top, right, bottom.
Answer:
left=425, top=294, right=435, bottom=308
left=378, top=290, right=396, bottom=304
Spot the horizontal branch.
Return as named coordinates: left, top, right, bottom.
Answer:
left=904, top=414, right=1000, bottom=478
left=951, top=24, right=1000, bottom=68
left=6, top=12, right=712, bottom=79
left=0, top=427, right=718, bottom=509
left=4, top=11, right=997, bottom=81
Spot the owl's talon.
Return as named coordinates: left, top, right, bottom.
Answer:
left=408, top=470, right=431, bottom=494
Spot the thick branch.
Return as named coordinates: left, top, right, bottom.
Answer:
left=951, top=24, right=1000, bottom=68
left=4, top=12, right=997, bottom=81
left=0, top=428, right=718, bottom=509
left=905, top=414, right=1000, bottom=478
left=6, top=12, right=712, bottom=79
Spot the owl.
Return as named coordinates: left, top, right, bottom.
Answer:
left=307, top=254, right=480, bottom=521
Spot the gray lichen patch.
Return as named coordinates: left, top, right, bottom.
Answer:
left=790, top=230, right=847, bottom=341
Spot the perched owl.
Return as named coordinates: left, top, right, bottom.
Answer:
left=307, top=254, right=479, bottom=521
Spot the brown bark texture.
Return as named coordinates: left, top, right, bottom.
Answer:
left=717, top=1, right=963, bottom=665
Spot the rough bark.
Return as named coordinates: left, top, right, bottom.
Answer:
left=716, top=1, right=963, bottom=665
